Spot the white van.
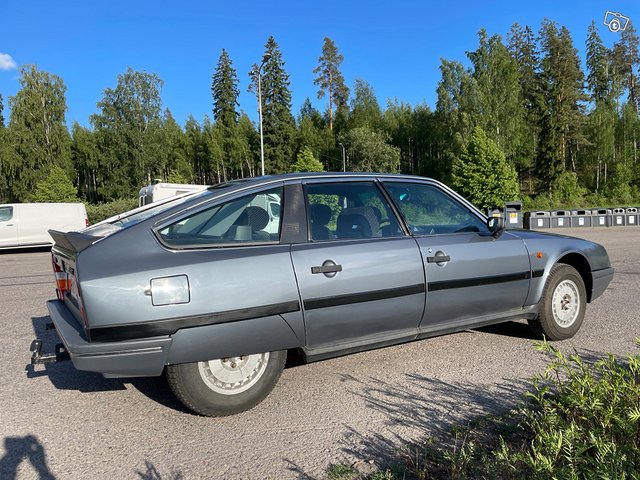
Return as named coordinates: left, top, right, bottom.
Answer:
left=139, top=182, right=208, bottom=207
left=0, top=203, right=88, bottom=249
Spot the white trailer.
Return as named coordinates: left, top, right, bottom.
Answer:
left=138, top=182, right=208, bottom=207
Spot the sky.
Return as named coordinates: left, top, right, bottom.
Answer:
left=0, top=0, right=638, bottom=129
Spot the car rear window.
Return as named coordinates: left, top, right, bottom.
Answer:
left=84, top=190, right=212, bottom=237
left=156, top=187, right=283, bottom=248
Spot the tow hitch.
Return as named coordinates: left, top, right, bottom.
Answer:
left=30, top=339, right=70, bottom=365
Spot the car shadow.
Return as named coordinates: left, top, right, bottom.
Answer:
left=27, top=315, right=193, bottom=413
left=473, top=320, right=539, bottom=340
left=0, top=246, right=51, bottom=255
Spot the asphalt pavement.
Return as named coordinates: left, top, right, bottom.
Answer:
left=1, top=227, right=638, bottom=479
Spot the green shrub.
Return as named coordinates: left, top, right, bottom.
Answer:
left=415, top=341, right=640, bottom=479
left=329, top=341, right=640, bottom=480
left=85, top=198, right=138, bottom=225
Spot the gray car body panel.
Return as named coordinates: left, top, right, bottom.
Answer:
left=44, top=173, right=613, bottom=378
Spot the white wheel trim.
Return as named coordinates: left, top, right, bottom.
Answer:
left=198, top=353, right=270, bottom=395
left=551, top=279, right=581, bottom=328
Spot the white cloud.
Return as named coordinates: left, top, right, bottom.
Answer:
left=0, top=53, right=17, bottom=70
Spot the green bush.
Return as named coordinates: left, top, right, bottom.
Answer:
left=329, top=341, right=640, bottom=480
left=416, top=341, right=640, bottom=479
left=85, top=198, right=138, bottom=225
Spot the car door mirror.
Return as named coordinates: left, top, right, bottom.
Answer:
left=487, top=216, right=505, bottom=238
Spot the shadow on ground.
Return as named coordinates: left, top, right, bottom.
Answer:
left=0, top=246, right=51, bottom=256
left=0, top=435, right=55, bottom=480
left=473, top=320, right=539, bottom=340
left=26, top=315, right=193, bottom=414
left=285, top=335, right=616, bottom=479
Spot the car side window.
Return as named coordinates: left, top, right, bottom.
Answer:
left=157, top=187, right=282, bottom=247
left=305, top=182, right=403, bottom=241
left=384, top=182, right=487, bottom=235
left=0, top=207, right=13, bottom=222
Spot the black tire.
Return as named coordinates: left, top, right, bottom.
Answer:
left=528, top=264, right=586, bottom=341
left=166, top=350, right=286, bottom=417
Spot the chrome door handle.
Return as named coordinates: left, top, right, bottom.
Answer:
left=311, top=264, right=342, bottom=274
left=426, top=254, right=450, bottom=263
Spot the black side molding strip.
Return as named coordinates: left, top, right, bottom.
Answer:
left=428, top=270, right=542, bottom=292
left=304, top=283, right=425, bottom=311
left=88, top=300, right=300, bottom=342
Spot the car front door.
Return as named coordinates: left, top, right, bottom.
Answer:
left=290, top=180, right=426, bottom=354
left=0, top=206, right=18, bottom=247
left=382, top=181, right=532, bottom=332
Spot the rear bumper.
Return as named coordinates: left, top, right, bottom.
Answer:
left=591, top=267, right=614, bottom=302
left=47, top=300, right=171, bottom=377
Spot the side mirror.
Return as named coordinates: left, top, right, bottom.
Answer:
left=487, top=216, right=505, bottom=238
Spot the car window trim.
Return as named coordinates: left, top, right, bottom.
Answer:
left=379, top=179, right=489, bottom=237
left=300, top=179, right=408, bottom=243
left=151, top=184, right=285, bottom=251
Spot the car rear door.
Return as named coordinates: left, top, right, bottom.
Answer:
left=290, top=179, right=425, bottom=352
left=382, top=181, right=532, bottom=331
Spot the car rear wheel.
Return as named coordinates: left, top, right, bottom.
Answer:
left=166, top=350, right=286, bottom=416
left=528, top=264, right=586, bottom=340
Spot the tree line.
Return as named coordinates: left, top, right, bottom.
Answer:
left=0, top=19, right=638, bottom=211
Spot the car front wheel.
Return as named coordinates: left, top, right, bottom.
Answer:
left=166, top=350, right=286, bottom=416
left=528, top=264, right=586, bottom=341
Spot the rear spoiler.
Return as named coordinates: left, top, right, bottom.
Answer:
left=49, top=230, right=100, bottom=253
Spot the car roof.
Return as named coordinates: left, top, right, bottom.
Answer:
left=207, top=172, right=436, bottom=192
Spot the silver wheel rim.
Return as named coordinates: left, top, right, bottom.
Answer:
left=198, top=353, right=269, bottom=395
left=552, top=279, right=580, bottom=328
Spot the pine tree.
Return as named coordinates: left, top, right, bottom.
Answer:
left=313, top=37, right=349, bottom=130
left=349, top=79, right=383, bottom=132
left=507, top=23, right=543, bottom=192
left=254, top=36, right=296, bottom=174
left=161, top=109, right=192, bottom=183
left=211, top=49, right=240, bottom=129
left=71, top=122, right=100, bottom=202
left=612, top=22, right=640, bottom=112
left=451, top=126, right=519, bottom=211
left=585, top=21, right=616, bottom=192
left=0, top=93, right=4, bottom=128
left=292, top=146, right=324, bottom=172
left=537, top=20, right=587, bottom=190
left=296, top=98, right=335, bottom=169
left=33, top=165, right=79, bottom=202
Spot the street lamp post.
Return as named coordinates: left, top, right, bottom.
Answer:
left=338, top=142, right=346, bottom=172
left=256, top=53, right=271, bottom=177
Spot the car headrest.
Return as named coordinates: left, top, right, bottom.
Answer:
left=309, top=203, right=332, bottom=226
left=336, top=206, right=380, bottom=239
left=245, top=206, right=270, bottom=231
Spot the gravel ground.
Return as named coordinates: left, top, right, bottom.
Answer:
left=0, top=227, right=638, bottom=479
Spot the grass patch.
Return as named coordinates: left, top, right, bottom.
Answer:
left=328, top=340, right=640, bottom=479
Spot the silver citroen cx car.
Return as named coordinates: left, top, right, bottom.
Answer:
left=31, top=173, right=614, bottom=416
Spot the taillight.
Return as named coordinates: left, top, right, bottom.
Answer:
left=85, top=217, right=89, bottom=227
left=52, top=254, right=71, bottom=302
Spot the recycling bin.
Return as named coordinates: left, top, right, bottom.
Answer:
left=591, top=209, right=611, bottom=227
left=504, top=202, right=523, bottom=229
left=551, top=210, right=571, bottom=228
left=612, top=208, right=626, bottom=226
left=570, top=209, right=592, bottom=227
left=626, top=207, right=638, bottom=226
left=524, top=211, right=551, bottom=229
